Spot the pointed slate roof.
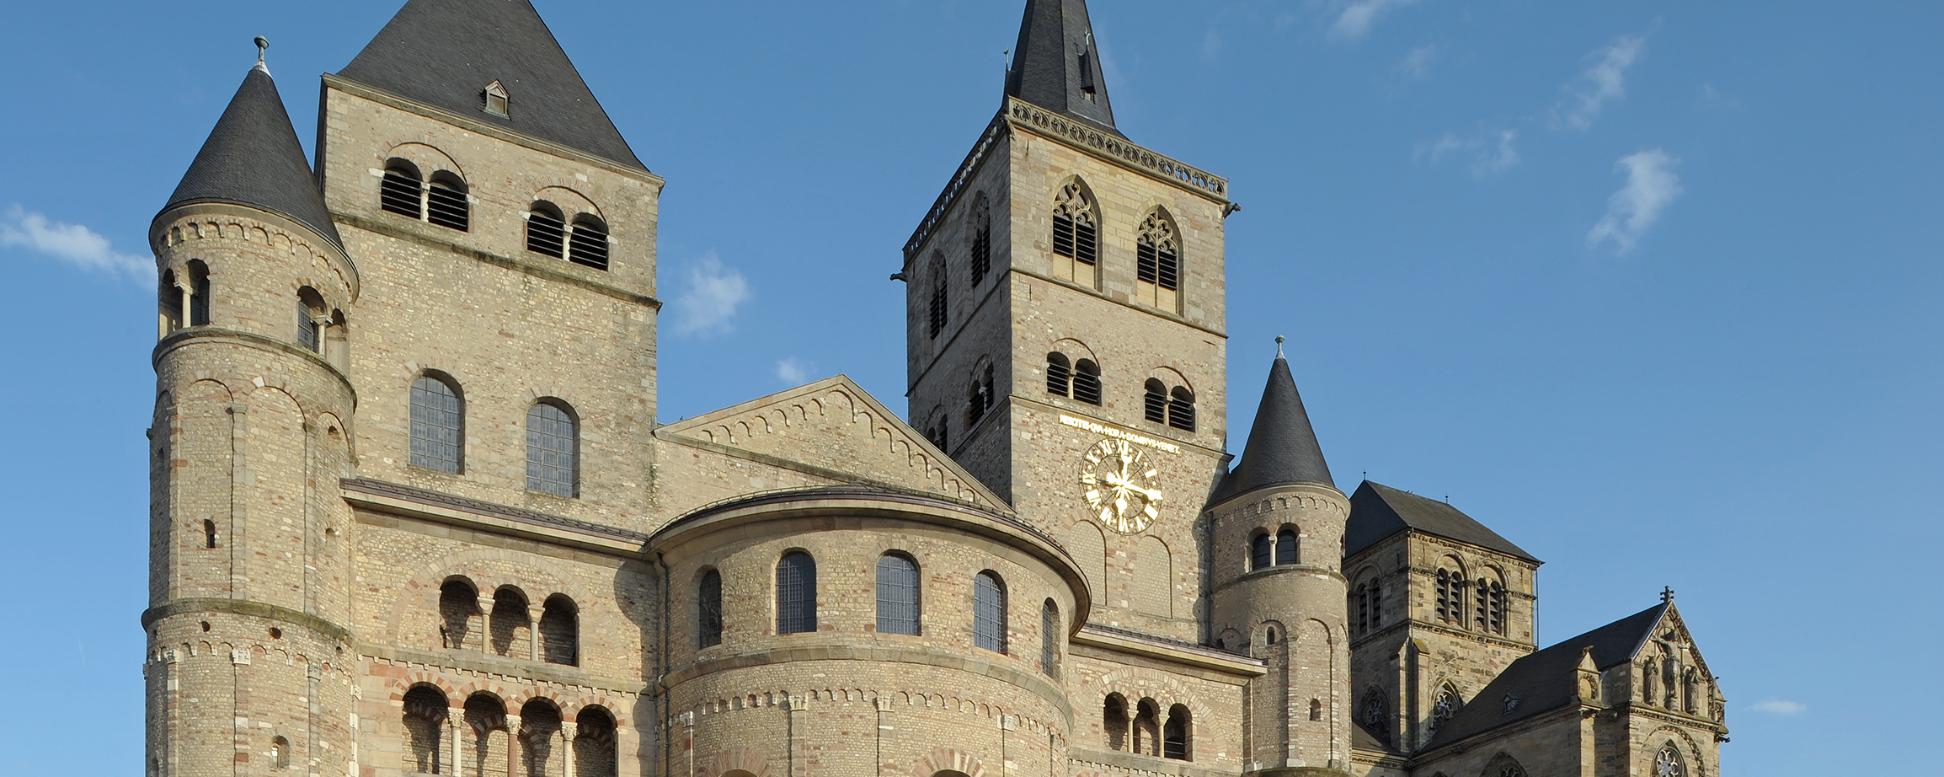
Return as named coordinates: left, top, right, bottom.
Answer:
left=162, top=64, right=342, bottom=250
left=1344, top=481, right=1539, bottom=562
left=1005, top=0, right=1122, bottom=134
left=1426, top=603, right=1668, bottom=748
left=1212, top=355, right=1334, bottom=503
left=337, top=0, right=645, bottom=170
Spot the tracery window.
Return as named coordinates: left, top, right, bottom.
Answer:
left=777, top=551, right=817, bottom=634
left=1360, top=688, right=1389, bottom=746
left=1429, top=684, right=1461, bottom=736
left=875, top=553, right=921, bottom=636
left=1487, top=755, right=1528, bottom=777
left=1655, top=742, right=1687, bottom=777
left=410, top=374, right=464, bottom=473
left=969, top=192, right=992, bottom=286
left=525, top=401, right=579, bottom=497
left=1051, top=181, right=1099, bottom=285
left=1136, top=210, right=1181, bottom=311
left=972, top=570, right=1007, bottom=653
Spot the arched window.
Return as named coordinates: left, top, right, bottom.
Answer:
left=525, top=201, right=566, bottom=257
left=526, top=401, right=578, bottom=497
left=1143, top=379, right=1167, bottom=423
left=1275, top=527, right=1298, bottom=565
left=923, top=406, right=948, bottom=452
left=927, top=254, right=947, bottom=339
left=410, top=374, right=464, bottom=473
left=270, top=735, right=291, bottom=770
left=489, top=587, right=529, bottom=659
left=1103, top=694, right=1129, bottom=751
left=698, top=569, right=724, bottom=647
left=1073, top=359, right=1102, bottom=405
left=1046, top=353, right=1073, bottom=397
left=1370, top=577, right=1384, bottom=628
left=776, top=551, right=817, bottom=634
left=972, top=571, right=1007, bottom=653
left=187, top=260, right=211, bottom=326
left=1436, top=569, right=1453, bottom=624
left=1489, top=579, right=1507, bottom=635
left=380, top=159, right=424, bottom=217
left=1309, top=698, right=1323, bottom=721
left=1051, top=180, right=1099, bottom=285
left=568, top=215, right=610, bottom=270
left=875, top=553, right=921, bottom=636
left=158, top=268, right=183, bottom=337
left=966, top=362, right=994, bottom=428
left=1430, top=684, right=1461, bottom=736
left=1360, top=688, right=1389, bottom=746
left=1487, top=754, right=1528, bottom=777
left=438, top=578, right=481, bottom=650
left=538, top=594, right=577, bottom=665
left=969, top=192, right=992, bottom=286
left=1133, top=699, right=1161, bottom=756
left=517, top=699, right=560, bottom=777
left=426, top=171, right=470, bottom=231
left=1163, top=704, right=1191, bottom=761
left=203, top=519, right=218, bottom=549
left=1655, top=742, right=1687, bottom=777
left=1250, top=532, right=1272, bottom=571
left=1136, top=210, right=1182, bottom=311
left=462, top=694, right=508, bottom=777
left=401, top=685, right=447, bottom=774
left=1040, top=599, right=1060, bottom=676
left=574, top=707, right=619, bottom=777
left=1168, top=387, right=1197, bottom=431
left=297, top=288, right=325, bottom=353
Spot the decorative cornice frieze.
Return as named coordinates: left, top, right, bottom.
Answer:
left=1003, top=98, right=1229, bottom=202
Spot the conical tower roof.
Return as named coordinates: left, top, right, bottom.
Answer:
left=1212, top=349, right=1334, bottom=503
left=162, top=60, right=342, bottom=250
left=337, top=0, right=644, bottom=170
left=1005, top=0, right=1121, bottom=135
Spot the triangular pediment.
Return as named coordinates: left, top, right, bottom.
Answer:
left=656, top=376, right=1011, bottom=513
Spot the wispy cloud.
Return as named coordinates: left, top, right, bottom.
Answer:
left=1553, top=34, right=1647, bottom=130
left=1417, top=129, right=1520, bottom=178
left=1588, top=149, right=1682, bottom=254
left=1330, top=0, right=1419, bottom=42
left=1396, top=44, right=1440, bottom=79
left=1750, top=699, right=1808, bottom=717
left=669, top=251, right=750, bottom=338
left=774, top=357, right=813, bottom=386
left=1202, top=27, right=1225, bottom=62
left=1, top=205, right=152, bottom=282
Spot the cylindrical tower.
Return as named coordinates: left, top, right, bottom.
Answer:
left=1206, top=350, right=1352, bottom=775
left=144, top=46, right=361, bottom=777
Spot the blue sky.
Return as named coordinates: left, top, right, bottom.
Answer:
left=1, top=1, right=1938, bottom=774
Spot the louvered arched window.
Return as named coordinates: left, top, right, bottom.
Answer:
left=927, top=254, right=947, bottom=339
left=1051, top=180, right=1099, bottom=286
left=380, top=159, right=423, bottom=217
left=526, top=201, right=566, bottom=257
left=568, top=215, right=610, bottom=270
left=1137, top=210, right=1182, bottom=311
left=1073, top=359, right=1102, bottom=405
left=698, top=569, right=723, bottom=647
left=425, top=171, right=470, bottom=231
left=1275, top=527, right=1298, bottom=565
left=1143, top=379, right=1168, bottom=423
left=777, top=551, right=817, bottom=634
left=1168, top=387, right=1196, bottom=431
left=525, top=400, right=578, bottom=497
left=972, top=571, right=1007, bottom=653
left=966, top=361, right=994, bottom=428
left=875, top=553, right=921, bottom=635
left=970, top=192, right=992, bottom=286
left=1046, top=353, right=1072, bottom=397
left=409, top=373, right=464, bottom=473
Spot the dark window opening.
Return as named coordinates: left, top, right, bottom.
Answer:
left=1250, top=533, right=1272, bottom=571
left=380, top=160, right=423, bottom=218
left=1143, top=379, right=1167, bottom=423
left=526, top=202, right=566, bottom=258
left=1168, top=387, right=1196, bottom=431
left=568, top=216, right=610, bottom=270
left=1073, top=359, right=1102, bottom=405
left=698, top=569, right=723, bottom=648
left=1275, top=528, right=1298, bottom=565
left=425, top=173, right=469, bottom=231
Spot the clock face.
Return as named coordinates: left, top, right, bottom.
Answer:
left=1079, top=438, right=1163, bottom=534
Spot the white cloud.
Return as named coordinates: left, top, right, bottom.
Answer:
left=1416, top=129, right=1520, bottom=178
left=774, top=357, right=813, bottom=386
left=669, top=251, right=750, bottom=337
left=1331, top=0, right=1418, bottom=42
left=1750, top=699, right=1808, bottom=717
left=1553, top=34, right=1646, bottom=130
left=0, top=205, right=152, bottom=282
left=1587, top=149, right=1682, bottom=254
left=1396, top=44, right=1440, bottom=79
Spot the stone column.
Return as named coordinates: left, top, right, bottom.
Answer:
left=477, top=596, right=496, bottom=653
left=506, top=714, right=523, bottom=777
left=528, top=605, right=545, bottom=662
left=450, top=715, right=465, bottom=777
left=561, top=721, right=578, bottom=777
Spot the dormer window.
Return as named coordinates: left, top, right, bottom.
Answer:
left=483, top=80, right=509, bottom=118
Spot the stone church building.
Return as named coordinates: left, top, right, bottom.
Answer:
left=141, top=2, right=1728, bottom=777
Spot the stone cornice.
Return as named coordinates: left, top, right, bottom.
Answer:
left=1003, top=98, right=1229, bottom=203
left=342, top=478, right=649, bottom=551
left=154, top=327, right=357, bottom=406
left=1072, top=624, right=1265, bottom=677
left=333, top=212, right=660, bottom=310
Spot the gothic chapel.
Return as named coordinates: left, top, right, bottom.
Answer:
left=142, top=2, right=1727, bottom=777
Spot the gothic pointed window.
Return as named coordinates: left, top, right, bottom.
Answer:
left=1073, top=359, right=1102, bottom=405
left=1655, top=743, right=1686, bottom=777
left=973, top=570, right=1007, bottom=653
left=1251, top=532, right=1272, bottom=571
left=525, top=400, right=578, bottom=497
left=1046, top=353, right=1073, bottom=397
left=568, top=215, right=610, bottom=271
left=927, top=254, right=948, bottom=339
left=776, top=551, right=817, bottom=634
left=1487, top=755, right=1528, bottom=777
left=875, top=553, right=921, bottom=636
left=970, top=192, right=992, bottom=286
left=698, top=569, right=723, bottom=648
left=380, top=159, right=424, bottom=218
left=1429, top=684, right=1461, bottom=736
left=1275, top=527, right=1298, bottom=565
left=410, top=373, right=464, bottom=473
left=1051, top=181, right=1099, bottom=286
left=1360, top=689, right=1389, bottom=746
left=526, top=201, right=566, bottom=258
left=1136, top=210, right=1182, bottom=311
left=426, top=171, right=470, bottom=231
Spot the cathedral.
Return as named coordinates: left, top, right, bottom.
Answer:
left=141, top=2, right=1729, bottom=777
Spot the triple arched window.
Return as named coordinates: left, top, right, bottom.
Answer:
left=410, top=374, right=464, bottom=473
left=526, top=400, right=579, bottom=497
left=1045, top=352, right=1102, bottom=405
left=1143, top=379, right=1196, bottom=431
left=1102, top=693, right=1193, bottom=761
left=972, top=571, right=1007, bottom=653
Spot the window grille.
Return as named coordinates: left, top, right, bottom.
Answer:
left=526, top=203, right=566, bottom=257
left=568, top=216, right=610, bottom=270
left=776, top=552, right=817, bottom=634
left=1073, top=360, right=1102, bottom=405
left=426, top=174, right=469, bottom=231
left=972, top=571, right=1007, bottom=653
left=410, top=375, right=463, bottom=473
left=1075, top=219, right=1098, bottom=265
left=1046, top=353, right=1072, bottom=397
left=525, top=402, right=578, bottom=497
left=1157, top=245, right=1180, bottom=291
left=380, top=161, right=423, bottom=217
left=1168, top=387, right=1196, bottom=431
left=1251, top=533, right=1272, bottom=571
left=875, top=554, right=921, bottom=635
left=1143, top=380, right=1167, bottom=423
left=698, top=569, right=723, bottom=647
left=1138, top=240, right=1159, bottom=285
left=1039, top=600, right=1059, bottom=676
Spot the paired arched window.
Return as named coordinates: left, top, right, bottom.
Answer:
left=379, top=159, right=468, bottom=231
left=537, top=594, right=577, bottom=666
left=927, top=254, right=947, bottom=339
left=426, top=172, right=470, bottom=231
left=966, top=361, right=995, bottom=428
left=1353, top=574, right=1383, bottom=637
left=972, top=571, right=1007, bottom=653
left=1143, top=379, right=1196, bottom=431
left=969, top=192, right=992, bottom=286
left=1051, top=181, right=1099, bottom=285
left=1275, top=527, right=1298, bottom=565
left=1046, top=352, right=1102, bottom=405
left=1040, top=599, right=1060, bottom=677
left=525, top=400, right=579, bottom=497
left=568, top=215, right=610, bottom=270
left=698, top=569, right=724, bottom=647
left=776, top=551, right=817, bottom=634
left=1162, top=704, right=1191, bottom=761
left=1436, top=565, right=1469, bottom=626
left=526, top=201, right=567, bottom=257
left=400, top=685, right=447, bottom=774
left=875, top=553, right=921, bottom=635
left=380, top=160, right=424, bottom=217
left=1655, top=743, right=1687, bottom=777
left=410, top=374, right=464, bottom=473
left=1250, top=532, right=1273, bottom=571
left=1136, top=210, right=1182, bottom=311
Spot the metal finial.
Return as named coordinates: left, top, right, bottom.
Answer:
left=1275, top=335, right=1286, bottom=358
left=1661, top=586, right=1675, bottom=603
left=253, top=36, right=270, bottom=74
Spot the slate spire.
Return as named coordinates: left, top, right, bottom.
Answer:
left=1213, top=344, right=1334, bottom=502
left=338, top=0, right=645, bottom=170
left=1005, top=0, right=1120, bottom=133
left=162, top=45, right=342, bottom=250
